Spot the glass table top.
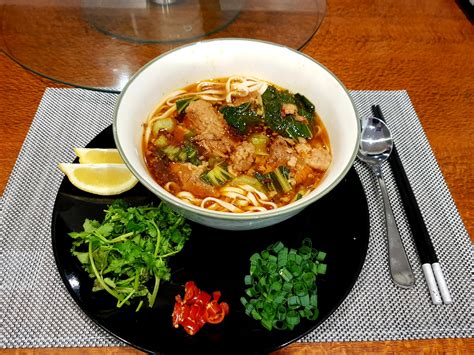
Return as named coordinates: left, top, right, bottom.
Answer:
left=1, top=0, right=326, bottom=92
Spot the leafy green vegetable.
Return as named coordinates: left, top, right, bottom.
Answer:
left=249, top=133, right=269, bottom=155
left=229, top=175, right=265, bottom=192
left=283, top=117, right=313, bottom=140
left=270, top=166, right=292, bottom=193
left=183, top=141, right=201, bottom=166
left=294, top=93, right=315, bottom=123
left=219, top=102, right=261, bottom=134
left=161, top=145, right=181, bottom=161
left=153, top=135, right=168, bottom=148
left=255, top=171, right=277, bottom=193
left=241, top=239, right=327, bottom=331
left=160, top=141, right=201, bottom=165
left=261, top=86, right=286, bottom=133
left=69, top=200, right=191, bottom=311
left=152, top=117, right=175, bottom=134
left=261, top=86, right=314, bottom=140
left=176, top=97, right=196, bottom=114
left=201, top=163, right=234, bottom=186
left=255, top=166, right=293, bottom=194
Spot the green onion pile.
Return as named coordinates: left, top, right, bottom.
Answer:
left=240, top=239, right=327, bottom=331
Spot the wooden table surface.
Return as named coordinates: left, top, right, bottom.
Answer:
left=1, top=0, right=473, bottom=353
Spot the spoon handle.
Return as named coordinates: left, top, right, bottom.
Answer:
left=373, top=165, right=415, bottom=288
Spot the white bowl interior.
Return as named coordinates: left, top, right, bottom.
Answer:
left=115, top=39, right=359, bottom=218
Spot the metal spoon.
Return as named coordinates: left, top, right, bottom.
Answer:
left=358, top=117, right=415, bottom=288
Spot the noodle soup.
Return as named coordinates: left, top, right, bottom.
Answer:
left=143, top=76, right=331, bottom=213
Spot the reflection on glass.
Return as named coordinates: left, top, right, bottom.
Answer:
left=82, top=0, right=242, bottom=44
left=2, top=0, right=326, bottom=91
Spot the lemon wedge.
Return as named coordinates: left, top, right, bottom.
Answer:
left=74, top=148, right=124, bottom=164
left=59, top=163, right=138, bottom=195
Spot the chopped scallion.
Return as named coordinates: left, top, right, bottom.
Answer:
left=272, top=241, right=285, bottom=253
left=316, top=251, right=327, bottom=262
left=241, top=240, right=327, bottom=331
left=261, top=317, right=274, bottom=331
left=279, top=268, right=293, bottom=282
left=286, top=310, right=300, bottom=326
left=317, top=263, right=327, bottom=275
left=251, top=309, right=262, bottom=320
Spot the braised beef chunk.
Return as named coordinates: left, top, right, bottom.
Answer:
left=185, top=100, right=235, bottom=157
left=230, top=141, right=255, bottom=174
left=268, top=136, right=295, bottom=168
left=306, top=147, right=331, bottom=171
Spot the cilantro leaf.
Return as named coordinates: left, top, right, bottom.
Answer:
left=69, top=200, right=191, bottom=311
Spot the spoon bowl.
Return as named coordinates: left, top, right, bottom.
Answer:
left=357, top=118, right=393, bottom=165
left=358, top=117, right=415, bottom=288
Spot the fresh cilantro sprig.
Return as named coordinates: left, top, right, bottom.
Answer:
left=69, top=200, right=191, bottom=311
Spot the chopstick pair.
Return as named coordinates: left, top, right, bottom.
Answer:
left=371, top=105, right=452, bottom=305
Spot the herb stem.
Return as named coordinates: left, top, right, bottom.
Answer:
left=109, top=231, right=134, bottom=244
left=135, top=300, right=144, bottom=312
left=92, top=232, right=112, bottom=244
left=70, top=200, right=191, bottom=312
left=153, top=221, right=161, bottom=257
left=159, top=249, right=181, bottom=258
left=149, top=275, right=161, bottom=307
left=133, top=269, right=141, bottom=290
left=88, top=241, right=121, bottom=301
left=117, top=289, right=136, bottom=308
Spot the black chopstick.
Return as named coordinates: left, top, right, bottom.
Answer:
left=371, top=105, right=452, bottom=305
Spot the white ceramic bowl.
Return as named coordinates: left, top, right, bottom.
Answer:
left=114, top=39, right=360, bottom=230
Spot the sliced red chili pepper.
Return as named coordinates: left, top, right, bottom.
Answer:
left=172, top=303, right=181, bottom=328
left=221, top=302, right=230, bottom=315
left=184, top=281, right=199, bottom=302
left=196, top=311, right=207, bottom=328
left=196, top=290, right=212, bottom=305
left=172, top=281, right=229, bottom=335
left=212, top=291, right=221, bottom=302
left=188, top=303, right=201, bottom=321
left=206, top=301, right=221, bottom=316
left=204, top=309, right=226, bottom=324
left=180, top=317, right=199, bottom=336
left=204, top=299, right=229, bottom=324
left=182, top=303, right=191, bottom=319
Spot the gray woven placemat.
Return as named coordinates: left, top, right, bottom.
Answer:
left=1, top=89, right=472, bottom=348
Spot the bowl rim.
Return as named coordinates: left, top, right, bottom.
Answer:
left=113, top=38, right=360, bottom=220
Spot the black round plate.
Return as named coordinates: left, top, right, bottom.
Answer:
left=51, top=126, right=369, bottom=354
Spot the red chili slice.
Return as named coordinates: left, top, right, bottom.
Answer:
left=204, top=310, right=226, bottom=324
left=195, top=290, right=212, bottom=305
left=184, top=281, right=199, bottom=302
left=180, top=317, right=199, bottom=336
left=206, top=301, right=222, bottom=316
left=171, top=281, right=229, bottom=335
left=212, top=291, right=221, bottom=302
left=204, top=302, right=228, bottom=324
left=221, top=302, right=230, bottom=315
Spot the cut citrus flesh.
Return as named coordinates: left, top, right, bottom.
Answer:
left=74, top=148, right=124, bottom=164
left=59, top=163, right=138, bottom=195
